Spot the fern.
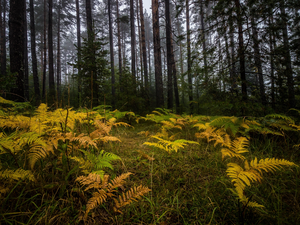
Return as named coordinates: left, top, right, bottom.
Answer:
left=144, top=136, right=199, bottom=153
left=227, top=158, right=298, bottom=208
left=0, top=168, right=36, bottom=182
left=76, top=172, right=150, bottom=220
left=221, top=137, right=249, bottom=160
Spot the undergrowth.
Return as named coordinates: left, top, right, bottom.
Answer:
left=0, top=100, right=299, bottom=224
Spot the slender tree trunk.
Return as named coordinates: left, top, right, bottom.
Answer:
left=177, top=20, right=184, bottom=109
left=130, top=0, right=136, bottom=86
left=137, top=0, right=143, bottom=87
left=30, top=0, right=40, bottom=103
left=0, top=0, right=6, bottom=78
left=56, top=0, right=61, bottom=104
left=42, top=0, right=47, bottom=100
left=200, top=1, right=208, bottom=84
left=108, top=0, right=115, bottom=109
left=48, top=0, right=55, bottom=103
left=186, top=0, right=193, bottom=113
left=139, top=0, right=148, bottom=93
left=86, top=0, right=93, bottom=41
left=76, top=0, right=81, bottom=106
left=9, top=0, right=25, bottom=101
left=251, top=14, right=266, bottom=105
left=165, top=0, right=173, bottom=109
left=234, top=0, right=247, bottom=103
left=152, top=0, right=164, bottom=107
left=0, top=0, right=2, bottom=77
left=23, top=0, right=29, bottom=101
left=280, top=0, right=295, bottom=108
left=269, top=16, right=275, bottom=109
left=116, top=0, right=122, bottom=92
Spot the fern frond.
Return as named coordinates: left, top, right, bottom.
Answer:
left=250, top=157, right=298, bottom=173
left=265, top=114, right=294, bottom=124
left=113, top=185, right=151, bottom=213
left=137, top=150, right=155, bottom=161
left=221, top=137, right=249, bottom=160
left=108, top=172, right=132, bottom=191
left=0, top=168, right=36, bottom=182
left=99, top=136, right=121, bottom=143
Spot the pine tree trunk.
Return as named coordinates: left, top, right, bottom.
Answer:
left=30, top=0, right=40, bottom=103
left=269, top=16, right=275, bottom=109
left=280, top=0, right=295, bottom=108
left=48, top=0, right=55, bottom=103
left=139, top=0, right=148, bottom=92
left=9, top=0, right=25, bottom=101
left=165, top=0, right=173, bottom=109
left=23, top=0, right=29, bottom=101
left=200, top=1, right=208, bottom=84
left=42, top=0, right=47, bottom=100
left=130, top=0, right=136, bottom=86
left=76, top=0, right=81, bottom=106
left=152, top=0, right=164, bottom=107
left=186, top=0, right=193, bottom=113
left=234, top=0, right=247, bottom=103
left=108, top=0, right=115, bottom=109
left=116, top=0, right=122, bottom=93
left=57, top=0, right=61, bottom=104
left=251, top=14, right=266, bottom=105
left=0, top=0, right=6, bottom=78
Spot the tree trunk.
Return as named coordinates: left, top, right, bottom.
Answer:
left=48, top=0, right=55, bottom=103
left=9, top=0, right=25, bottom=101
left=108, top=0, right=115, bottom=109
left=251, top=14, right=266, bottom=105
left=280, top=0, right=295, bottom=108
left=29, top=0, right=40, bottom=103
left=234, top=0, right=247, bottom=103
left=116, top=0, right=122, bottom=92
left=139, top=0, right=148, bottom=92
left=42, top=0, right=47, bottom=100
left=76, top=0, right=81, bottom=106
left=0, top=0, right=6, bottom=78
left=186, top=0, right=193, bottom=113
left=23, top=0, right=29, bottom=101
left=57, top=0, right=61, bottom=104
left=130, top=0, right=136, bottom=86
left=200, top=1, right=208, bottom=84
left=165, top=0, right=173, bottom=109
left=152, top=0, right=164, bottom=107
left=269, top=16, right=275, bottom=109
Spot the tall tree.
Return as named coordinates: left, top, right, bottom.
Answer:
left=48, top=0, right=55, bottom=102
left=23, top=0, right=29, bottom=100
left=280, top=0, right=295, bottom=108
left=108, top=0, right=115, bottom=109
left=130, top=0, right=136, bottom=85
left=42, top=0, right=47, bottom=100
left=165, top=0, right=173, bottom=109
left=9, top=0, right=25, bottom=101
left=29, top=0, right=41, bottom=102
left=56, top=0, right=61, bottom=104
left=152, top=0, right=164, bottom=107
left=0, top=0, right=6, bottom=78
left=116, top=0, right=122, bottom=92
left=139, top=0, right=148, bottom=92
left=186, top=0, right=193, bottom=112
left=75, top=0, right=81, bottom=106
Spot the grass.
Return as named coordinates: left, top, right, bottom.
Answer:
left=0, top=117, right=300, bottom=224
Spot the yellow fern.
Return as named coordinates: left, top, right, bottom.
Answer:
left=221, top=137, right=249, bottom=160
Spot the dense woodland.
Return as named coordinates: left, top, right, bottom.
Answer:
left=1, top=0, right=300, bottom=224
left=0, top=0, right=299, bottom=115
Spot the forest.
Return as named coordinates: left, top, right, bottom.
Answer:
left=0, top=0, right=300, bottom=224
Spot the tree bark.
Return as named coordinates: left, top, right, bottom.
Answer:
left=186, top=0, right=193, bottom=113
left=29, top=0, right=40, bottom=103
left=76, top=0, right=81, bottom=106
left=234, top=0, right=247, bottom=103
left=251, top=14, right=266, bottom=105
left=280, top=0, right=295, bottom=108
left=48, top=0, right=55, bottom=102
left=42, top=0, right=47, bottom=100
left=139, top=0, right=148, bottom=92
left=152, top=0, right=164, bottom=108
left=108, top=0, right=115, bottom=109
left=130, top=0, right=136, bottom=85
left=57, top=0, right=61, bottom=104
left=116, top=0, right=122, bottom=92
left=0, top=0, right=6, bottom=78
left=23, top=0, right=29, bottom=101
left=9, top=0, right=25, bottom=101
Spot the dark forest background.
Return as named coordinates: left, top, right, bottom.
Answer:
left=1, top=0, right=300, bottom=116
